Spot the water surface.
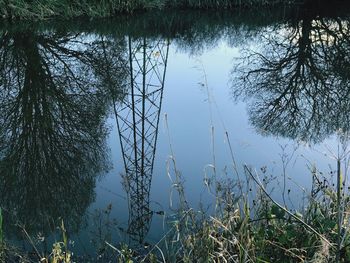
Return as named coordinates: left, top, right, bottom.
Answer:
left=1, top=7, right=350, bottom=257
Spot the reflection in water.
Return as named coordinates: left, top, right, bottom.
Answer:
left=114, top=37, right=169, bottom=242
left=233, top=10, right=350, bottom=143
left=2, top=7, right=350, bottom=254
left=0, top=30, right=125, bottom=235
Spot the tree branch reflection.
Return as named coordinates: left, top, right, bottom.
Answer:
left=233, top=12, right=350, bottom=143
left=0, top=29, right=126, bottom=235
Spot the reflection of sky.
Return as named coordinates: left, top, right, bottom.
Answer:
left=263, top=20, right=347, bottom=46
left=88, top=39, right=346, bottom=245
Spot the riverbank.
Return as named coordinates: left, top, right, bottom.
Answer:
left=0, top=0, right=293, bottom=20
left=0, top=2, right=350, bottom=262
left=1, top=164, right=349, bottom=262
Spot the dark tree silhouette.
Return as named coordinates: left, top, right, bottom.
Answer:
left=0, top=29, right=127, bottom=235
left=233, top=12, right=350, bottom=143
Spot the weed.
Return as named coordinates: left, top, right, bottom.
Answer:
left=0, top=0, right=291, bottom=19
left=0, top=208, right=3, bottom=244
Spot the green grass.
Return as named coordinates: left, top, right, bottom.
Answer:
left=0, top=208, right=3, bottom=244
left=98, top=163, right=350, bottom=263
left=1, top=161, right=350, bottom=262
left=0, top=0, right=291, bottom=19
left=124, top=163, right=350, bottom=262
left=0, top=208, right=3, bottom=263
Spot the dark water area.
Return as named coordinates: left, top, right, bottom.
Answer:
left=1, top=5, right=350, bottom=258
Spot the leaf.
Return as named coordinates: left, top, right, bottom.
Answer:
left=61, top=220, right=68, bottom=247
left=271, top=204, right=285, bottom=218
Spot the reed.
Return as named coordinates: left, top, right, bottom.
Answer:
left=0, top=208, right=3, bottom=263
left=0, top=0, right=292, bottom=19
left=152, top=162, right=350, bottom=262
left=1, top=151, right=350, bottom=262
left=0, top=208, right=3, bottom=244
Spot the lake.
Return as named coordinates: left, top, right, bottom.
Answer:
left=1, top=6, right=350, bottom=259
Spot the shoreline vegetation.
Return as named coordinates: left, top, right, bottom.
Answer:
left=1, top=155, right=350, bottom=262
left=1, top=2, right=350, bottom=263
left=0, top=0, right=343, bottom=20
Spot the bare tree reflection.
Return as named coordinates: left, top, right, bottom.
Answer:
left=233, top=11, right=350, bottom=143
left=0, top=29, right=126, bottom=235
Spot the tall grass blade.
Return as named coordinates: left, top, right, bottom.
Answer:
left=0, top=208, right=3, bottom=243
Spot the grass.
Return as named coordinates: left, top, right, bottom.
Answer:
left=134, top=160, right=350, bottom=262
left=0, top=219, right=72, bottom=263
left=0, top=208, right=3, bottom=244
left=0, top=43, right=350, bottom=262
left=101, top=97, right=350, bottom=262
left=0, top=208, right=3, bottom=262
left=103, top=67, right=350, bottom=262
left=0, top=209, right=29, bottom=263
left=0, top=0, right=292, bottom=19
left=1, top=144, right=350, bottom=262
left=1, top=69, right=350, bottom=263
left=96, top=159, right=350, bottom=262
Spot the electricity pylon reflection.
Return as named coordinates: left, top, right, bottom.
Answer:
left=114, top=36, right=169, bottom=242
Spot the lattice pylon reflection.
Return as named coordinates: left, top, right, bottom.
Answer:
left=115, top=36, right=169, bottom=242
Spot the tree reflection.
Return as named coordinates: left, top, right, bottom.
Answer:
left=0, top=29, right=126, bottom=235
left=233, top=9, right=350, bottom=143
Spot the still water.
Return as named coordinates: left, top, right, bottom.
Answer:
left=1, top=6, right=350, bottom=257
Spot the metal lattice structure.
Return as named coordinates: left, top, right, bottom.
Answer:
left=115, top=36, right=169, bottom=242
